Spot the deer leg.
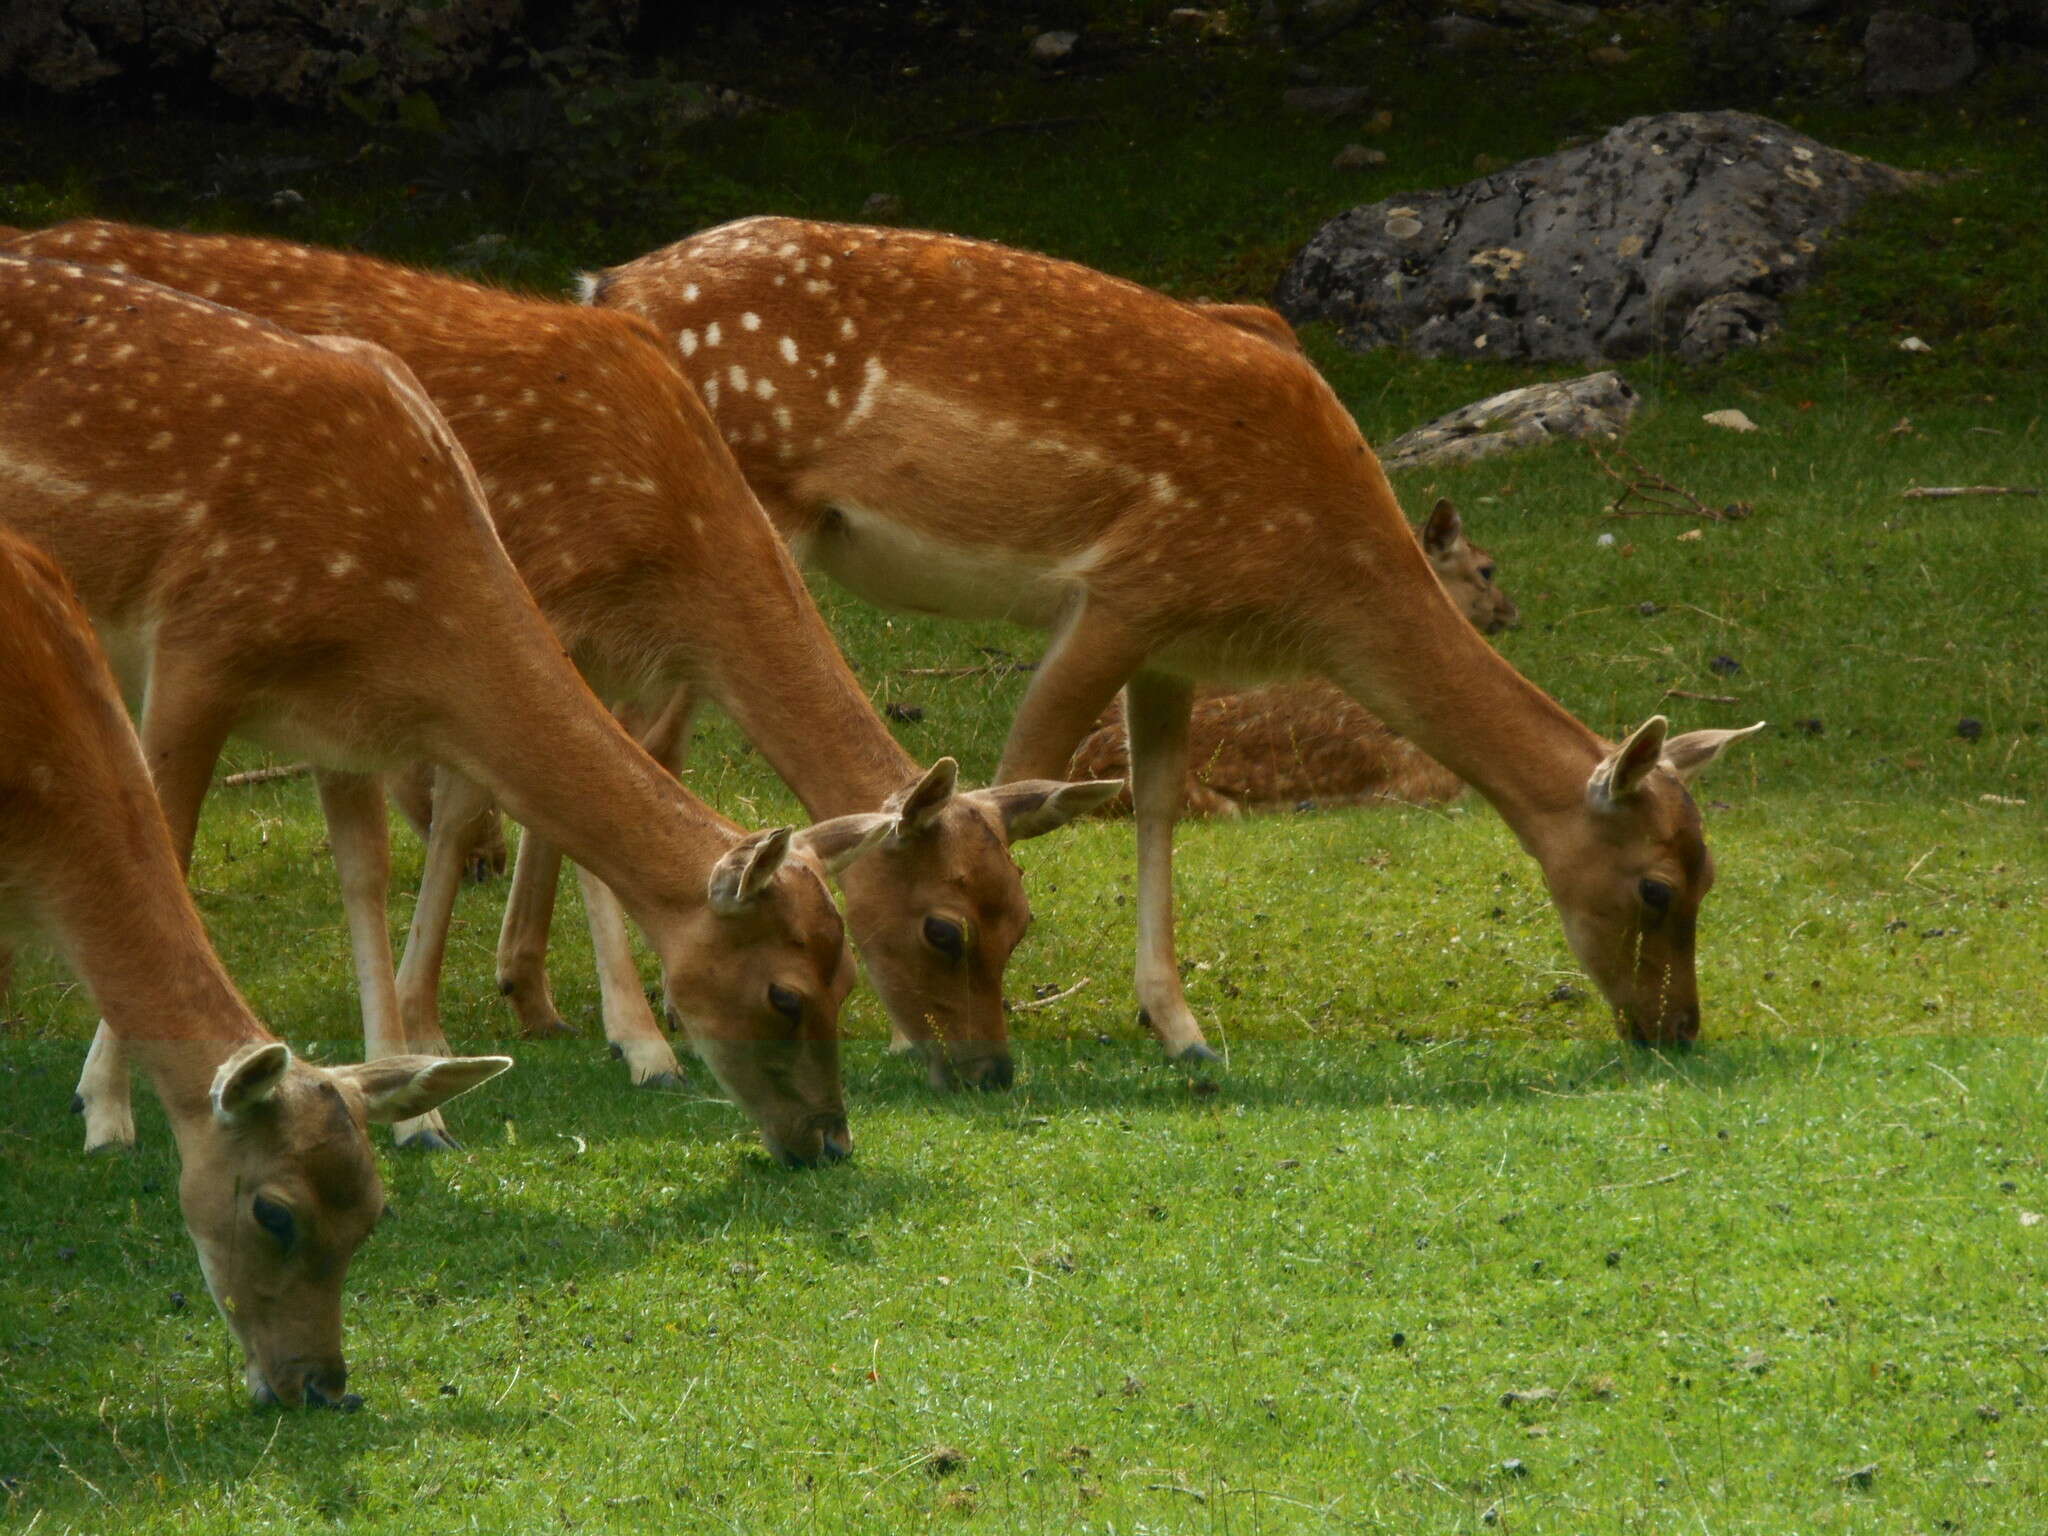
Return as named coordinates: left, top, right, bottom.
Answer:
left=497, top=687, right=699, bottom=1056
left=1124, top=669, right=1218, bottom=1063
left=996, top=601, right=1150, bottom=784
left=393, top=766, right=495, bottom=1057
left=314, top=770, right=464, bottom=1150
left=75, top=658, right=233, bottom=1151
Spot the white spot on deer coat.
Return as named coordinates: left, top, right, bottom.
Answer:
left=741, top=312, right=761, bottom=331
left=679, top=329, right=699, bottom=357
left=778, top=336, right=799, bottom=364
left=728, top=364, right=749, bottom=393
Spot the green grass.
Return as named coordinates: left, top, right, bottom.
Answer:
left=2, top=12, right=2047, bottom=1533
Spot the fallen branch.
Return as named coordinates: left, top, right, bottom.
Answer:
left=1589, top=441, right=1743, bottom=521
left=1901, top=484, right=2042, bottom=499
left=1005, top=976, right=1092, bottom=1014
left=896, top=662, right=1032, bottom=679
left=221, top=762, right=311, bottom=788
left=1594, top=1167, right=1690, bottom=1195
left=1662, top=688, right=1740, bottom=705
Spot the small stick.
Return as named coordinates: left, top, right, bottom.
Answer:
left=1901, top=485, right=2042, bottom=499
left=1662, top=688, right=1740, bottom=705
left=897, top=661, right=1033, bottom=679
left=1589, top=441, right=1733, bottom=520
left=1005, top=976, right=1092, bottom=1014
left=221, top=762, right=311, bottom=788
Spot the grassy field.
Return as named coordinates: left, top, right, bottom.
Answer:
left=2, top=8, right=2046, bottom=1532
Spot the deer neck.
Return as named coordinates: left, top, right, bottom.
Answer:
left=1329, top=576, right=1603, bottom=846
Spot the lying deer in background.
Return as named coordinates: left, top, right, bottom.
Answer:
left=0, top=527, right=508, bottom=1406
left=5, top=220, right=1118, bottom=1096
left=587, top=217, right=1762, bottom=1056
left=1071, top=499, right=1515, bottom=816
left=0, top=250, right=875, bottom=1165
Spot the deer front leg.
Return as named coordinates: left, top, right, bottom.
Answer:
left=574, top=866, right=684, bottom=1088
left=393, top=765, right=495, bottom=1056
left=75, top=656, right=233, bottom=1150
left=1124, top=670, right=1217, bottom=1063
left=493, top=687, right=698, bottom=1043
left=319, top=771, right=457, bottom=1151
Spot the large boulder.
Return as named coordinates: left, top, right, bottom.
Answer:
left=1275, top=111, right=1922, bottom=364
left=1864, top=9, right=1977, bottom=99
left=1378, top=371, right=1638, bottom=470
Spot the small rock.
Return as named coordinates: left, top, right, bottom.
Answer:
left=1390, top=1330, right=1407, bottom=1347
left=1978, top=1404, right=2002, bottom=1421
left=1500, top=1457, right=1529, bottom=1478
left=1703, top=408, right=1759, bottom=432
left=1596, top=531, right=1618, bottom=547
left=1548, top=982, right=1586, bottom=1002
left=1501, top=1386, right=1560, bottom=1407
left=1676, top=527, right=1704, bottom=542
left=168, top=1291, right=187, bottom=1311
left=1709, top=655, right=1742, bottom=676
left=861, top=192, right=904, bottom=220
left=926, top=1444, right=968, bottom=1476
left=1837, top=1462, right=1878, bottom=1490
left=1955, top=716, right=1984, bottom=741
left=1167, top=7, right=1231, bottom=35
left=1865, top=10, right=1975, bottom=98
left=1589, top=44, right=1632, bottom=65
left=1365, top=108, right=1395, bottom=135
left=1283, top=85, right=1375, bottom=118
left=1030, top=30, right=1078, bottom=62
left=1636, top=601, right=1663, bottom=617
left=1898, top=335, right=1932, bottom=353
left=1735, top=1348, right=1772, bottom=1374
left=2021, top=1210, right=2044, bottom=1227
left=1795, top=717, right=1824, bottom=736
left=1498, top=0, right=1598, bottom=27
left=1332, top=144, right=1388, bottom=171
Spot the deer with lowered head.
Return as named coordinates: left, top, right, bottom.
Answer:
left=0, top=249, right=882, bottom=1166
left=1072, top=498, right=1514, bottom=816
left=1, top=218, right=1119, bottom=1096
left=585, top=217, right=1763, bottom=1055
left=0, top=526, right=510, bottom=1407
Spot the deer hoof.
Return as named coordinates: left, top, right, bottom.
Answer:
left=1174, top=1041, right=1223, bottom=1066
left=519, top=1016, right=576, bottom=1040
left=636, top=1070, right=684, bottom=1092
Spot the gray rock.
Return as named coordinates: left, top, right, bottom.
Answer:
left=1379, top=372, right=1639, bottom=470
left=1770, top=0, right=1833, bottom=17
left=1429, top=14, right=1504, bottom=48
left=1497, top=0, right=1599, bottom=27
left=1275, top=111, right=1922, bottom=364
left=1332, top=144, right=1388, bottom=170
left=1283, top=85, right=1375, bottom=117
left=1864, top=10, right=1976, bottom=98
left=1030, top=30, right=1078, bottom=61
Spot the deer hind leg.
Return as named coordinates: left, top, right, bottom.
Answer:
left=392, top=767, right=495, bottom=1056
left=75, top=653, right=234, bottom=1151
left=1124, top=670, right=1218, bottom=1064
left=495, top=828, right=573, bottom=1037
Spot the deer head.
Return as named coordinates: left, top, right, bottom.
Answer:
left=827, top=760, right=1121, bottom=1092
left=184, top=1045, right=510, bottom=1406
left=1420, top=499, right=1520, bottom=635
left=1536, top=717, right=1765, bottom=1046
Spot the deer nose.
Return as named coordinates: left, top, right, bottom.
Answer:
left=303, top=1365, right=362, bottom=1412
left=817, top=1118, right=853, bottom=1163
left=961, top=1053, right=1015, bottom=1092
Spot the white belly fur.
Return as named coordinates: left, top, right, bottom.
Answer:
left=802, top=503, right=1084, bottom=631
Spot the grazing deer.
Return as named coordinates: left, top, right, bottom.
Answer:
left=586, top=217, right=1763, bottom=1053
left=1071, top=499, right=1513, bottom=815
left=3, top=221, right=1118, bottom=1095
left=0, top=528, right=509, bottom=1405
left=0, top=251, right=879, bottom=1165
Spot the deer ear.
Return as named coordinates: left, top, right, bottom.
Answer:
left=793, top=812, right=895, bottom=876
left=707, top=826, right=794, bottom=914
left=976, top=779, right=1124, bottom=844
left=331, top=1055, right=513, bottom=1124
left=1661, top=721, right=1767, bottom=785
left=889, top=757, right=960, bottom=838
left=1420, top=498, right=1462, bottom=556
left=1587, top=716, right=1669, bottom=808
left=211, top=1041, right=293, bottom=1124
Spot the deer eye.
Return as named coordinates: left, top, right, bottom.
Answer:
left=1638, top=878, right=1674, bottom=913
left=1478, top=564, right=1496, bottom=582
left=251, top=1194, right=297, bottom=1249
left=767, top=983, right=804, bottom=1024
left=923, top=915, right=966, bottom=959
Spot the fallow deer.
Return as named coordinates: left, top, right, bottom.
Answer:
left=1071, top=499, right=1513, bottom=816
left=0, top=251, right=879, bottom=1165
left=2, top=220, right=1118, bottom=1095
left=586, top=217, right=1763, bottom=1054
left=0, top=528, right=509, bottom=1405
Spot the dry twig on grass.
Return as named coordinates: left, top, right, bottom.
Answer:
left=1662, top=688, right=1741, bottom=705
left=1901, top=485, right=2043, bottom=500
left=1004, top=976, right=1092, bottom=1014
left=221, top=762, right=311, bottom=788
left=1590, top=441, right=1747, bottom=521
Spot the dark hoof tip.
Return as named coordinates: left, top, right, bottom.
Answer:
left=69, top=1093, right=84, bottom=1115
left=520, top=1018, right=574, bottom=1040
left=320, top=1392, right=366, bottom=1414
left=639, top=1071, right=684, bottom=1092
left=497, top=978, right=517, bottom=996
left=608, top=1042, right=625, bottom=1060
left=1175, top=1042, right=1223, bottom=1066
left=397, top=1129, right=462, bottom=1153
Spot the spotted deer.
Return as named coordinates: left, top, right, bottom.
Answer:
left=1071, top=499, right=1514, bottom=816
left=0, top=528, right=509, bottom=1405
left=587, top=217, right=1763, bottom=1053
left=2, top=220, right=1115, bottom=1096
left=0, top=251, right=881, bottom=1166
